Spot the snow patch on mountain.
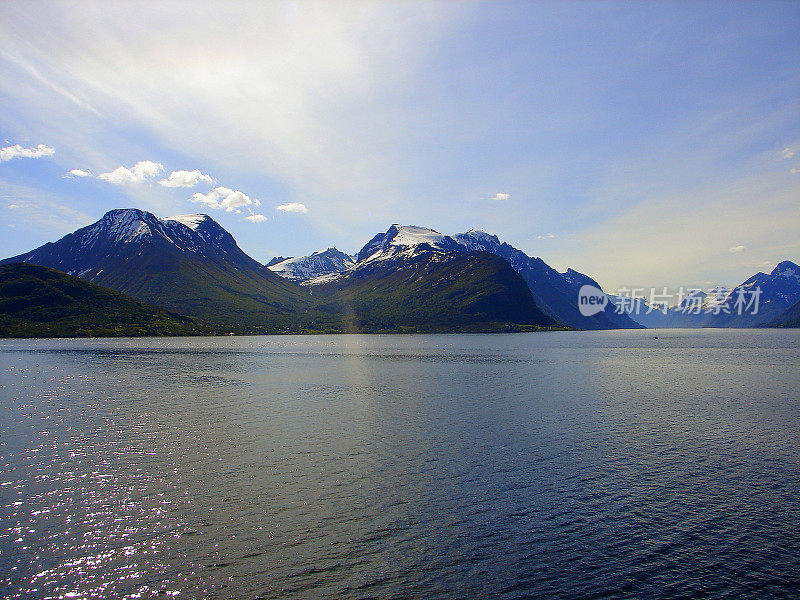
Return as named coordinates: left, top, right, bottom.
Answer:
left=357, top=224, right=463, bottom=264
left=166, top=214, right=209, bottom=230
left=771, top=260, right=800, bottom=280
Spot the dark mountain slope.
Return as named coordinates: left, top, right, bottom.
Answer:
left=454, top=230, right=641, bottom=329
left=310, top=248, right=557, bottom=333
left=769, top=298, right=800, bottom=327
left=0, top=263, right=204, bottom=338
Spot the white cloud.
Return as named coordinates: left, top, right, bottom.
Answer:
left=728, top=245, right=746, bottom=253
left=791, top=167, right=800, bottom=174
left=0, top=143, right=55, bottom=162
left=64, top=168, right=92, bottom=178
left=7, top=203, right=19, bottom=209
left=98, top=160, right=164, bottom=184
left=275, top=202, right=308, bottom=213
left=781, top=148, right=795, bottom=159
left=491, top=192, right=510, bottom=201
left=159, top=169, right=215, bottom=188
left=537, top=233, right=557, bottom=240
left=190, top=186, right=260, bottom=212
left=244, top=213, right=267, bottom=223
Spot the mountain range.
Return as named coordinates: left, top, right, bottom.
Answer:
left=1, top=208, right=797, bottom=335
left=0, top=210, right=559, bottom=333
left=266, top=224, right=640, bottom=329
left=611, top=260, right=800, bottom=328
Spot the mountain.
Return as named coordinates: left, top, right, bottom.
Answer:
left=308, top=225, right=558, bottom=332
left=268, top=247, right=355, bottom=282
left=356, top=224, right=465, bottom=262
left=610, top=261, right=800, bottom=328
left=0, top=208, right=315, bottom=331
left=711, top=260, right=800, bottom=327
left=452, top=230, right=640, bottom=329
left=610, top=288, right=726, bottom=328
left=0, top=263, right=205, bottom=338
left=769, top=298, right=800, bottom=327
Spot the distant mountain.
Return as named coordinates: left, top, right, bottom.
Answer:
left=0, top=209, right=314, bottom=331
left=769, top=298, right=800, bottom=327
left=453, top=230, right=640, bottom=329
left=712, top=260, right=800, bottom=327
left=611, top=260, right=800, bottom=328
left=309, top=225, right=557, bottom=332
left=610, top=288, right=726, bottom=328
left=0, top=263, right=204, bottom=338
left=268, top=247, right=355, bottom=282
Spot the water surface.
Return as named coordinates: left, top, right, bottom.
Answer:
left=1, top=329, right=799, bottom=599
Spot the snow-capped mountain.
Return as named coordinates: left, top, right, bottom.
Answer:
left=712, top=260, right=800, bottom=327
left=301, top=224, right=636, bottom=329
left=356, top=224, right=464, bottom=263
left=0, top=208, right=309, bottom=329
left=0, top=213, right=557, bottom=333
left=268, top=248, right=355, bottom=282
left=453, top=230, right=640, bottom=329
left=5, top=209, right=794, bottom=332
left=2, top=208, right=254, bottom=276
left=298, top=224, right=467, bottom=286
left=308, top=224, right=556, bottom=330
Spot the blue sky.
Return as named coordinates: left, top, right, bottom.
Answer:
left=1, top=0, right=798, bottom=292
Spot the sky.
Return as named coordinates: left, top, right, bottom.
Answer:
left=1, top=0, right=798, bottom=293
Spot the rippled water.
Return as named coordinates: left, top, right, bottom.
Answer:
left=1, top=329, right=799, bottom=599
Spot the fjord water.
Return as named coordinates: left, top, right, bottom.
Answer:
left=1, top=330, right=799, bottom=600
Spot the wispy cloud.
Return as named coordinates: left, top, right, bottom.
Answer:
left=98, top=160, right=164, bottom=184
left=555, top=171, right=799, bottom=290
left=190, top=186, right=260, bottom=212
left=0, top=178, right=93, bottom=236
left=0, top=144, right=55, bottom=162
left=159, top=169, right=215, bottom=188
left=491, top=192, right=510, bottom=201
left=781, top=148, right=795, bottom=159
left=64, top=168, right=92, bottom=178
left=537, top=233, right=557, bottom=240
left=276, top=202, right=308, bottom=214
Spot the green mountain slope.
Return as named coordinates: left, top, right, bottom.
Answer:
left=88, top=248, right=318, bottom=332
left=0, top=263, right=206, bottom=338
left=310, top=250, right=558, bottom=333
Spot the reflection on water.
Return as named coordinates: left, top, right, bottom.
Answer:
left=1, top=329, right=800, bottom=599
